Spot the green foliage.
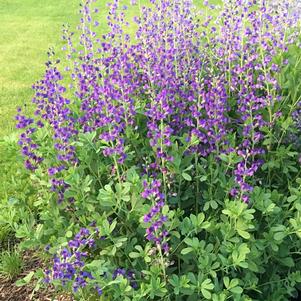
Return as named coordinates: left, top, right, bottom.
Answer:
left=11, top=128, right=301, bottom=300
left=0, top=134, right=38, bottom=253
left=0, top=134, right=35, bottom=201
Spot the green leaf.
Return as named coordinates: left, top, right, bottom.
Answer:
left=232, top=243, right=250, bottom=266
left=274, top=232, right=286, bottom=241
left=190, top=213, right=205, bottom=228
left=287, top=195, right=298, bottom=203
left=66, top=230, right=73, bottom=238
left=129, top=252, right=141, bottom=259
left=223, top=277, right=230, bottom=288
left=201, top=279, right=214, bottom=290
left=15, top=271, right=34, bottom=287
left=169, top=275, right=179, bottom=286
left=279, top=257, right=294, bottom=267
left=97, top=185, right=115, bottom=208
left=182, top=172, right=192, bottom=181
left=110, top=220, right=117, bottom=233
left=238, top=262, right=248, bottom=268
left=201, top=221, right=211, bottom=229
left=181, top=247, right=194, bottom=255
left=162, top=205, right=169, bottom=215
left=199, top=175, right=207, bottom=182
left=219, top=153, right=229, bottom=162
left=211, top=200, right=218, bottom=209
left=201, top=288, right=212, bottom=300
left=230, top=286, right=243, bottom=294
left=237, top=229, right=250, bottom=239
left=169, top=275, right=181, bottom=295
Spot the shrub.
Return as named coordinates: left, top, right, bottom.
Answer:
left=16, top=0, right=301, bottom=300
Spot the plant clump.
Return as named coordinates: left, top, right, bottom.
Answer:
left=15, top=0, right=301, bottom=300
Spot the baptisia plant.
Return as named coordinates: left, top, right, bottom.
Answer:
left=15, top=0, right=301, bottom=300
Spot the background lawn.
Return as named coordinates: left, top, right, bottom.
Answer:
left=0, top=0, right=79, bottom=137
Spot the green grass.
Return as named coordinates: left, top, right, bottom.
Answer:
left=0, top=248, right=23, bottom=280
left=0, top=0, right=81, bottom=137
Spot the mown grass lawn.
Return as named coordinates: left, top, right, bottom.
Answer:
left=0, top=0, right=80, bottom=137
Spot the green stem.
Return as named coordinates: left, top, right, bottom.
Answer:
left=157, top=244, right=167, bottom=283
left=195, top=154, right=200, bottom=214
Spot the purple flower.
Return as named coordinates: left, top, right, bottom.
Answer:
left=112, top=268, right=138, bottom=289
left=45, top=227, right=102, bottom=295
left=141, top=180, right=169, bottom=252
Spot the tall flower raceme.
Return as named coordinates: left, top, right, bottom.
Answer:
left=16, top=109, right=42, bottom=171
left=202, top=0, right=301, bottom=202
left=61, top=0, right=140, bottom=167
left=186, top=75, right=230, bottom=157
left=34, top=60, right=78, bottom=165
left=133, top=0, right=206, bottom=219
left=17, top=57, right=78, bottom=202
left=135, top=0, right=202, bottom=159
left=130, top=0, right=204, bottom=239
left=141, top=179, right=169, bottom=253
left=70, top=0, right=140, bottom=166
